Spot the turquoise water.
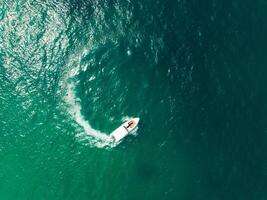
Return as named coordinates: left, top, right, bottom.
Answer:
left=1, top=0, right=267, bottom=199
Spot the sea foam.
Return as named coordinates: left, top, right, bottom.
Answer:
left=65, top=79, right=112, bottom=148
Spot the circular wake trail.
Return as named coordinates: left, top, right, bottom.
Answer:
left=65, top=81, right=111, bottom=146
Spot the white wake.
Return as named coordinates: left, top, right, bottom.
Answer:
left=65, top=80, right=112, bottom=148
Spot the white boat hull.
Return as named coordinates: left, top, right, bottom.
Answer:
left=110, top=118, right=140, bottom=142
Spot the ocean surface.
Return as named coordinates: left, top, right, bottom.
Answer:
left=0, top=0, right=267, bottom=199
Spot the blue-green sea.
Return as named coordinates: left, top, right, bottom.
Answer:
left=1, top=0, right=267, bottom=199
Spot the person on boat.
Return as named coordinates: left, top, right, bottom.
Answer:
left=126, top=120, right=135, bottom=128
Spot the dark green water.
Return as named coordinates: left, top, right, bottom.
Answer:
left=1, top=0, right=267, bottom=199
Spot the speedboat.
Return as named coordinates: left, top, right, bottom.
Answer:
left=110, top=118, right=140, bottom=142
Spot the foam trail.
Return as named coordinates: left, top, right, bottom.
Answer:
left=65, top=82, right=111, bottom=146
